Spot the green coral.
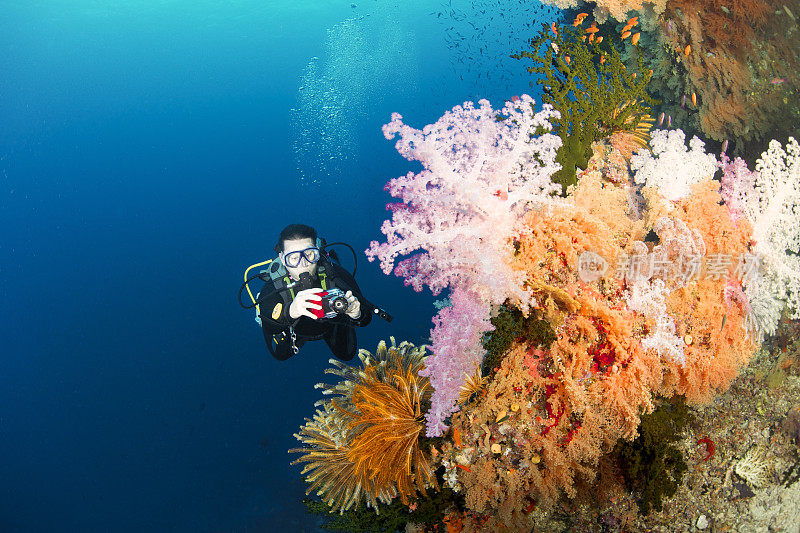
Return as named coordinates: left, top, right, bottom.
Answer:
left=481, top=303, right=556, bottom=378
left=614, top=396, right=695, bottom=515
left=511, top=23, right=658, bottom=194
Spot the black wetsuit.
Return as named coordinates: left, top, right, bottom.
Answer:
left=256, top=259, right=372, bottom=361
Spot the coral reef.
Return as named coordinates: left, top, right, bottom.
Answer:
left=292, top=77, right=800, bottom=528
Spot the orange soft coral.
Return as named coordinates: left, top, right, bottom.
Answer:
left=434, top=162, right=760, bottom=529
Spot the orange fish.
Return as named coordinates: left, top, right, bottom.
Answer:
left=572, top=12, right=588, bottom=25
left=648, top=68, right=653, bottom=76
left=588, top=32, right=595, bottom=43
left=453, top=427, right=462, bottom=448
left=600, top=54, right=606, bottom=64
left=684, top=44, right=691, bottom=56
left=628, top=16, right=638, bottom=25
left=565, top=54, right=571, bottom=65
left=551, top=21, right=558, bottom=36
left=621, top=30, right=631, bottom=39
left=631, top=32, right=640, bottom=45
left=585, top=24, right=600, bottom=34
left=631, top=72, right=637, bottom=78
left=596, top=35, right=603, bottom=43
left=582, top=35, right=587, bottom=41
left=691, top=92, right=697, bottom=106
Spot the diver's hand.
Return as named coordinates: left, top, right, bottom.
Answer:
left=344, top=290, right=361, bottom=319
left=289, top=288, right=323, bottom=320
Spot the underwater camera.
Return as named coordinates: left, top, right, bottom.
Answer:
left=312, top=288, right=349, bottom=319
left=297, top=272, right=349, bottom=319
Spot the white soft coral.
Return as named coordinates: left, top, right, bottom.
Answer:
left=741, top=138, right=800, bottom=323
left=630, top=129, right=718, bottom=202
left=626, top=278, right=686, bottom=366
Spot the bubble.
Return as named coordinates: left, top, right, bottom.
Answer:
left=291, top=9, right=418, bottom=187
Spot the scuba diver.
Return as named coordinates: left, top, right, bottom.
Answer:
left=239, top=224, right=391, bottom=361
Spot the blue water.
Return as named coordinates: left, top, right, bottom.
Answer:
left=0, top=1, right=557, bottom=531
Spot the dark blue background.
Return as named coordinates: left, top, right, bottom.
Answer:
left=0, top=1, right=554, bottom=530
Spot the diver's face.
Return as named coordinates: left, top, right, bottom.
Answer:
left=281, top=237, right=319, bottom=281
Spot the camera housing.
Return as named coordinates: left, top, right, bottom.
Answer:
left=310, top=288, right=349, bottom=319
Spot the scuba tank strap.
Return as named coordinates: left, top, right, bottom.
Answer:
left=317, top=262, right=329, bottom=291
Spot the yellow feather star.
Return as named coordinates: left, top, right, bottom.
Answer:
left=289, top=337, right=436, bottom=514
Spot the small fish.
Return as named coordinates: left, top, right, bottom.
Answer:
left=582, top=35, right=587, bottom=41
left=771, top=77, right=786, bottom=84
left=564, top=54, right=571, bottom=65
left=600, top=54, right=606, bottom=64
left=572, top=12, right=588, bottom=26
left=681, top=94, right=686, bottom=107
left=658, top=112, right=665, bottom=126
left=585, top=24, right=599, bottom=34
left=691, top=92, right=697, bottom=106
left=621, top=30, right=631, bottom=39
left=667, top=115, right=672, bottom=128
left=551, top=21, right=558, bottom=35
left=721, top=139, right=729, bottom=153
left=631, top=72, right=637, bottom=78
left=631, top=32, right=640, bottom=45
left=588, top=32, right=595, bottom=43
left=684, top=44, right=691, bottom=56
left=648, top=68, right=653, bottom=76
left=596, top=35, right=603, bottom=43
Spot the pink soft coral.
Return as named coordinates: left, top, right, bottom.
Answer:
left=367, top=96, right=563, bottom=435
left=718, top=152, right=758, bottom=222
left=366, top=95, right=562, bottom=309
left=419, top=285, right=493, bottom=436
